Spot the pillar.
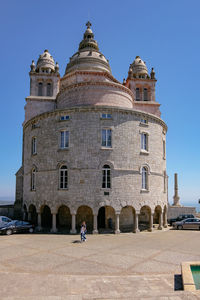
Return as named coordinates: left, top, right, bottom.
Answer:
left=149, top=213, right=153, bottom=232
left=28, top=212, right=31, bottom=221
left=37, top=212, right=42, bottom=231
left=93, top=214, right=98, bottom=234
left=158, top=212, right=163, bottom=230
left=163, top=210, right=168, bottom=228
left=133, top=212, right=140, bottom=233
left=115, top=213, right=120, bottom=234
left=70, top=213, right=77, bottom=234
left=51, top=213, right=57, bottom=233
left=173, top=173, right=180, bottom=206
left=23, top=211, right=27, bottom=221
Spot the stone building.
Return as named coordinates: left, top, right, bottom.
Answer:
left=14, top=22, right=168, bottom=233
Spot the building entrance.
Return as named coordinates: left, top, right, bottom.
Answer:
left=98, top=207, right=105, bottom=228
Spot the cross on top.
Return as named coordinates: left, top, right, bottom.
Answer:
left=86, top=21, right=92, bottom=28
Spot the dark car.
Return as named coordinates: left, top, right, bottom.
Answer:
left=0, top=220, right=34, bottom=235
left=168, top=214, right=195, bottom=226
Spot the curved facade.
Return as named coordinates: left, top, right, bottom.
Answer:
left=15, top=22, right=168, bottom=233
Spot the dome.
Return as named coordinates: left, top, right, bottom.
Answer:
left=65, top=22, right=111, bottom=74
left=130, top=56, right=148, bottom=76
left=36, top=49, right=55, bottom=72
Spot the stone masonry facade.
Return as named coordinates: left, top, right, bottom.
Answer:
left=15, top=22, right=168, bottom=233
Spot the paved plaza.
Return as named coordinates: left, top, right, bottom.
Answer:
left=1, top=229, right=200, bottom=299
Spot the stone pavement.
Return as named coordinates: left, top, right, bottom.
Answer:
left=1, top=229, right=200, bottom=299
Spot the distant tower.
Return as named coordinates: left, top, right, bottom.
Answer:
left=124, top=56, right=161, bottom=117
left=25, top=50, right=60, bottom=122
left=173, top=173, right=181, bottom=206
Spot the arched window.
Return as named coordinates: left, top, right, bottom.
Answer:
left=142, top=167, right=148, bottom=190
left=143, top=88, right=148, bottom=101
left=31, top=168, right=36, bottom=191
left=47, top=83, right=52, bottom=96
left=32, top=137, right=37, bottom=155
left=59, top=166, right=68, bottom=189
left=136, top=88, right=140, bottom=101
left=38, top=82, right=43, bottom=96
left=102, top=165, right=111, bottom=188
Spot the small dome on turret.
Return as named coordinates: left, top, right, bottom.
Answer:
left=130, top=56, right=148, bottom=77
left=36, top=49, right=55, bottom=73
left=65, top=22, right=111, bottom=74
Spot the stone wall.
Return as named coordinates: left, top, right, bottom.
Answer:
left=167, top=205, right=196, bottom=219
left=22, top=106, right=167, bottom=218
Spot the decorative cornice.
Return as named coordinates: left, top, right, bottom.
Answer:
left=23, top=105, right=167, bottom=132
left=58, top=80, right=134, bottom=99
left=26, top=96, right=56, bottom=102
left=61, top=70, right=120, bottom=84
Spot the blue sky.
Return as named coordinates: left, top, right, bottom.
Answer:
left=0, top=0, right=200, bottom=208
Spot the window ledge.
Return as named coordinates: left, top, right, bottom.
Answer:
left=30, top=189, right=36, bottom=192
left=100, top=118, right=113, bottom=120
left=140, top=189, right=149, bottom=193
left=57, top=148, right=69, bottom=152
left=58, top=119, right=70, bottom=122
left=58, top=188, right=68, bottom=191
left=31, top=153, right=37, bottom=156
left=139, top=123, right=148, bottom=127
left=101, top=147, right=113, bottom=150
left=140, top=150, right=149, bottom=155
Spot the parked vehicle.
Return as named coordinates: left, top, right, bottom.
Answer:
left=173, top=218, right=200, bottom=230
left=0, top=220, right=34, bottom=235
left=168, top=214, right=195, bottom=226
left=0, top=216, right=12, bottom=227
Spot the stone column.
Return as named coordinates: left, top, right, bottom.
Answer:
left=149, top=213, right=154, bottom=232
left=173, top=173, right=180, bottom=206
left=51, top=213, right=57, bottom=233
left=163, top=210, right=168, bottom=228
left=70, top=213, right=77, bottom=234
left=28, top=212, right=31, bottom=221
left=37, top=212, right=42, bottom=231
left=133, top=212, right=140, bottom=233
left=115, top=213, right=120, bottom=234
left=158, top=212, right=163, bottom=230
left=93, top=214, right=98, bottom=234
left=23, top=211, right=27, bottom=221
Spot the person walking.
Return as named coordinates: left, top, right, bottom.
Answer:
left=80, top=221, right=87, bottom=242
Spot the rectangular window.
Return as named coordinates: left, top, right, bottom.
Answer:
left=60, top=115, right=70, bottom=121
left=102, top=129, right=112, bottom=148
left=136, top=88, right=140, bottom=101
left=144, top=88, right=148, bottom=101
left=141, top=133, right=147, bottom=150
left=101, top=113, right=112, bottom=119
left=32, top=137, right=37, bottom=155
left=60, top=131, right=69, bottom=149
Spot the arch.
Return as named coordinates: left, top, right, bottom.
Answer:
left=153, top=205, right=162, bottom=225
left=41, top=205, right=52, bottom=229
left=57, top=205, right=71, bottom=233
left=120, top=206, right=135, bottom=232
left=38, top=82, right=43, bottom=96
left=31, top=166, right=37, bottom=191
left=46, top=82, right=52, bottom=96
left=28, top=204, right=37, bottom=225
left=141, top=167, right=148, bottom=190
left=97, top=205, right=115, bottom=233
left=76, top=205, right=93, bottom=233
left=139, top=164, right=150, bottom=174
left=139, top=205, right=151, bottom=231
